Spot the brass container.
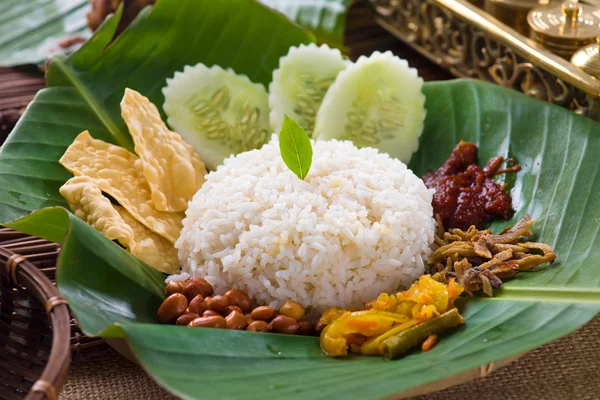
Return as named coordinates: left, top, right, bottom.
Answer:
left=368, top=0, right=600, bottom=120
left=571, top=37, right=600, bottom=78
left=528, top=0, right=600, bottom=59
left=484, top=0, right=554, bottom=35
left=468, top=0, right=485, bottom=8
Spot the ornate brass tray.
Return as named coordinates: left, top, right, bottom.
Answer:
left=368, top=0, right=600, bottom=120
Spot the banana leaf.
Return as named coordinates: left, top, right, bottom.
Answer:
left=261, top=0, right=353, bottom=49
left=0, top=0, right=90, bottom=67
left=2, top=0, right=600, bottom=399
left=0, top=0, right=350, bottom=67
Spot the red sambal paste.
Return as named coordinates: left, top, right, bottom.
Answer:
left=423, top=141, right=520, bottom=230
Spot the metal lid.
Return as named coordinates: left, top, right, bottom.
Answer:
left=571, top=37, right=600, bottom=78
left=486, top=0, right=557, bottom=36
left=528, top=0, right=600, bottom=40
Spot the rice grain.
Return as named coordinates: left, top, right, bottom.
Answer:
left=176, top=136, right=435, bottom=312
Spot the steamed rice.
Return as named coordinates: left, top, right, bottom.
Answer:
left=176, top=135, right=436, bottom=312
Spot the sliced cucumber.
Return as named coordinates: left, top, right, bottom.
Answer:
left=163, top=64, right=271, bottom=170
left=313, top=51, right=426, bottom=164
left=269, top=43, right=350, bottom=136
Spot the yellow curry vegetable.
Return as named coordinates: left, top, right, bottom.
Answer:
left=319, top=275, right=464, bottom=357
left=320, top=311, right=410, bottom=356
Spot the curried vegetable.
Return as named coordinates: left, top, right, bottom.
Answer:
left=319, top=275, right=464, bottom=358
left=421, top=334, right=438, bottom=352
left=429, top=214, right=557, bottom=296
left=381, top=309, right=463, bottom=360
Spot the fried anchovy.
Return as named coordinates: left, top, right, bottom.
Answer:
left=430, top=214, right=556, bottom=296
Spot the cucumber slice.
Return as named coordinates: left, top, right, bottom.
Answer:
left=163, top=64, right=271, bottom=170
left=269, top=43, right=350, bottom=136
left=313, top=51, right=426, bottom=164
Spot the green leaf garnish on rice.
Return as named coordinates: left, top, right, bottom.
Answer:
left=279, top=114, right=313, bottom=180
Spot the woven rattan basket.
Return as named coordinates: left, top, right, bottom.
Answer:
left=0, top=229, right=71, bottom=399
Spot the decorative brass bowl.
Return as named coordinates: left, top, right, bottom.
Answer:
left=485, top=0, right=553, bottom=36
left=528, top=0, right=600, bottom=59
left=572, top=36, right=600, bottom=77
left=368, top=0, right=600, bottom=121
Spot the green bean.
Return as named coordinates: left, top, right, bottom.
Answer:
left=380, top=308, right=464, bottom=360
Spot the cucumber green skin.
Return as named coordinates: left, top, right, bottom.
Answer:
left=313, top=53, right=426, bottom=164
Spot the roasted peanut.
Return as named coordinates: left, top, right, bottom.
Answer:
left=268, top=315, right=298, bottom=334
left=296, top=320, right=314, bottom=336
left=206, top=295, right=230, bottom=314
left=224, top=289, right=252, bottom=313
left=225, top=310, right=248, bottom=330
left=246, top=320, right=269, bottom=332
left=183, top=278, right=214, bottom=301
left=251, top=306, right=277, bottom=321
left=157, top=293, right=188, bottom=324
left=225, top=305, right=243, bottom=315
left=176, top=313, right=199, bottom=326
left=188, top=295, right=207, bottom=315
left=203, top=310, right=221, bottom=317
left=279, top=300, right=305, bottom=321
left=188, top=315, right=226, bottom=329
left=164, top=280, right=184, bottom=296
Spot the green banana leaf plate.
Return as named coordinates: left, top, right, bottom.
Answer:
left=0, top=0, right=350, bottom=67
left=1, top=1, right=600, bottom=399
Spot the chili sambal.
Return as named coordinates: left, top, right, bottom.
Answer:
left=423, top=141, right=520, bottom=230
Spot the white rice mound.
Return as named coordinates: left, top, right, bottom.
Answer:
left=176, top=135, right=436, bottom=312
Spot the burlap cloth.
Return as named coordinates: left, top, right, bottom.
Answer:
left=58, top=314, right=600, bottom=400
